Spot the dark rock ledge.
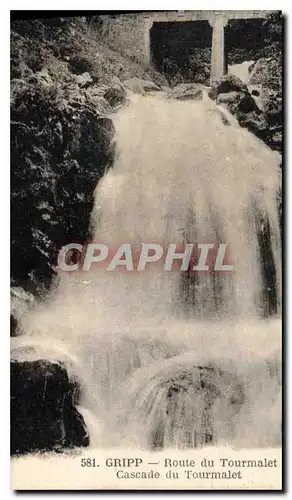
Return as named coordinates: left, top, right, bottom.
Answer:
left=11, top=358, right=89, bottom=456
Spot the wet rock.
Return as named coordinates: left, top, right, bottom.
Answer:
left=10, top=315, right=18, bottom=337
left=10, top=287, right=35, bottom=336
left=270, top=130, right=282, bottom=151
left=134, top=363, right=245, bottom=450
left=176, top=89, right=203, bottom=101
left=217, top=91, right=261, bottom=116
left=216, top=91, right=240, bottom=105
left=173, top=83, right=204, bottom=101
left=209, top=107, right=234, bottom=127
left=248, top=60, right=257, bottom=74
left=140, top=80, right=161, bottom=92
left=211, top=76, right=276, bottom=149
left=123, top=78, right=161, bottom=95
left=224, top=91, right=260, bottom=115
left=104, top=85, right=127, bottom=108
left=208, top=74, right=249, bottom=100
left=162, top=366, right=244, bottom=448
left=240, top=113, right=270, bottom=139
left=11, top=359, right=89, bottom=455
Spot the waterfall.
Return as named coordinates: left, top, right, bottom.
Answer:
left=13, top=92, right=282, bottom=449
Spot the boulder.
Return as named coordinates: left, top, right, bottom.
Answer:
left=103, top=85, right=127, bottom=108
left=217, top=91, right=243, bottom=105
left=11, top=359, right=89, bottom=455
left=208, top=74, right=249, bottom=100
left=211, top=79, right=273, bottom=147
left=160, top=366, right=244, bottom=448
left=85, top=91, right=110, bottom=113
left=240, top=113, right=270, bottom=137
left=221, top=91, right=260, bottom=115
left=140, top=80, right=161, bottom=92
left=123, top=78, right=161, bottom=95
left=175, top=89, right=203, bottom=101
left=129, top=362, right=245, bottom=449
left=172, top=83, right=204, bottom=101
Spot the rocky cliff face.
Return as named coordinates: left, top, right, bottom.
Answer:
left=11, top=19, right=108, bottom=297
left=11, top=81, right=115, bottom=294
left=11, top=17, right=166, bottom=300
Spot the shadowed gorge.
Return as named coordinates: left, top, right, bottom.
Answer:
left=150, top=21, right=212, bottom=84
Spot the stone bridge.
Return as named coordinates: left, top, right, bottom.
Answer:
left=101, top=10, right=276, bottom=84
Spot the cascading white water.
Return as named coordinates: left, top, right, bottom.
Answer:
left=13, top=91, right=282, bottom=449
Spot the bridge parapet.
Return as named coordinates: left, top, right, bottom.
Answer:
left=100, top=11, right=278, bottom=83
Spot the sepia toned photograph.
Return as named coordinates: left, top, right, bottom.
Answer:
left=10, top=9, right=283, bottom=490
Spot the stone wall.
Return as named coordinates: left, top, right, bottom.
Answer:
left=100, top=14, right=151, bottom=66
